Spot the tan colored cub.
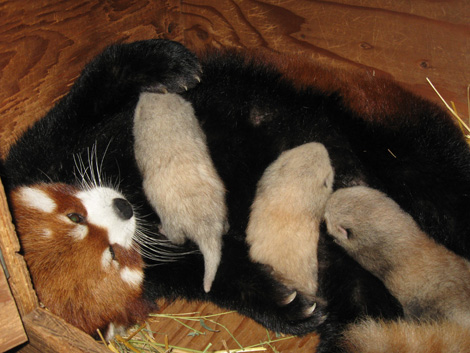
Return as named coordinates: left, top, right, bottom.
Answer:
left=133, top=92, right=228, bottom=293
left=247, top=142, right=334, bottom=303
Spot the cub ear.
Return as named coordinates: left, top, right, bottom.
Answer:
left=336, top=225, right=349, bottom=240
left=326, top=223, right=349, bottom=242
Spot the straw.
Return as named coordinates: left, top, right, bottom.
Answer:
left=107, top=311, right=293, bottom=353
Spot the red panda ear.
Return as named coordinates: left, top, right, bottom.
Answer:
left=12, top=186, right=57, bottom=214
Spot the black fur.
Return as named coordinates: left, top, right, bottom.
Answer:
left=3, top=39, right=470, bottom=352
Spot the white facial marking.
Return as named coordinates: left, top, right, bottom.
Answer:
left=120, top=267, right=143, bottom=287
left=70, top=224, right=88, bottom=240
left=101, top=248, right=113, bottom=269
left=101, top=248, right=119, bottom=270
left=40, top=228, right=53, bottom=237
left=18, top=187, right=56, bottom=213
left=77, top=187, right=136, bottom=248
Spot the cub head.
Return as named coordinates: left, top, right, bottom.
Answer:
left=9, top=183, right=153, bottom=338
left=324, top=186, right=419, bottom=255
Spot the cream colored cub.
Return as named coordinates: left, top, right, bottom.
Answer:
left=247, top=142, right=334, bottom=305
left=133, top=92, right=228, bottom=293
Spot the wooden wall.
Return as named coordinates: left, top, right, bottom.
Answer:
left=1, top=0, right=469, bottom=158
left=0, top=0, right=182, bottom=158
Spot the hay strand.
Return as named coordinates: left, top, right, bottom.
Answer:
left=107, top=311, right=293, bottom=353
left=426, top=77, right=470, bottom=136
left=115, top=335, right=142, bottom=353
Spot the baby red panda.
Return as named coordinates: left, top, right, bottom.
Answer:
left=9, top=183, right=154, bottom=339
left=247, top=142, right=333, bottom=307
left=133, top=92, right=228, bottom=293
left=324, top=186, right=470, bottom=352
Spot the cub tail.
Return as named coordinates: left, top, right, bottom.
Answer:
left=133, top=92, right=228, bottom=293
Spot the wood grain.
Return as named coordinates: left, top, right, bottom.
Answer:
left=20, top=308, right=107, bottom=353
left=1, top=0, right=469, bottom=158
left=0, top=179, right=38, bottom=317
left=147, top=300, right=319, bottom=353
left=0, top=261, right=27, bottom=352
left=0, top=0, right=183, bottom=159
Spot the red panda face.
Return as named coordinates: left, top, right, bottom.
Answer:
left=9, top=183, right=152, bottom=338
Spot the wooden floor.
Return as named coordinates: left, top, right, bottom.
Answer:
left=0, top=1, right=469, bottom=352
left=142, top=300, right=319, bottom=352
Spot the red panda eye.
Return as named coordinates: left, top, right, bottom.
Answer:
left=109, top=245, right=116, bottom=261
left=67, top=213, right=85, bottom=224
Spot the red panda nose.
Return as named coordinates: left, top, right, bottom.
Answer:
left=113, top=198, right=134, bottom=220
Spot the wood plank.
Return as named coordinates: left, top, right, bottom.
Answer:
left=0, top=261, right=27, bottom=351
left=0, top=179, right=38, bottom=317
left=145, top=300, right=319, bottom=353
left=0, top=0, right=183, bottom=159
left=181, top=0, right=470, bottom=119
left=19, top=308, right=107, bottom=353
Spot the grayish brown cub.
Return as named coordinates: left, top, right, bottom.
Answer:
left=324, top=186, right=470, bottom=326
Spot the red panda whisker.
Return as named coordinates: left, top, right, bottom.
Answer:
left=73, top=153, right=94, bottom=190
left=133, top=229, right=196, bottom=262
left=38, top=168, right=54, bottom=183
left=86, top=141, right=103, bottom=188
left=73, top=141, right=119, bottom=192
left=134, top=226, right=196, bottom=251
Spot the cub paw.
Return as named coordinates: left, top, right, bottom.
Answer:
left=133, top=92, right=228, bottom=293
left=100, top=39, right=202, bottom=94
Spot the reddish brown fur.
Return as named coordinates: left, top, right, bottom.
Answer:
left=241, top=49, right=452, bottom=127
left=10, top=183, right=153, bottom=336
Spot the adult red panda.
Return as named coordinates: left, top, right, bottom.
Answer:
left=9, top=182, right=154, bottom=339
left=3, top=39, right=470, bottom=352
